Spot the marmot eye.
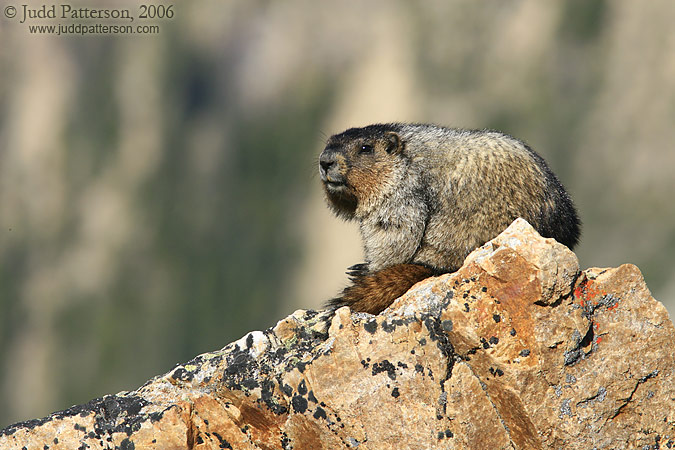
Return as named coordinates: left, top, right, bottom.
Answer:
left=359, top=144, right=374, bottom=155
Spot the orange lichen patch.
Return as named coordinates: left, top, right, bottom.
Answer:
left=573, top=277, right=608, bottom=307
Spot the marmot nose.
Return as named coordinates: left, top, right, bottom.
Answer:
left=319, top=151, right=337, bottom=177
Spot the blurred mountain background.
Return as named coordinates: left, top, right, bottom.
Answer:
left=1, top=0, right=674, bottom=427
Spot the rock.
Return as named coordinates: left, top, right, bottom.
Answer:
left=2, top=218, right=674, bottom=450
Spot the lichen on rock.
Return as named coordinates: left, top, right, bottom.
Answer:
left=2, top=219, right=674, bottom=450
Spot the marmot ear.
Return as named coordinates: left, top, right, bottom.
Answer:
left=385, top=132, right=402, bottom=154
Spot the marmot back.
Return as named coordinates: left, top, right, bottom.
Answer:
left=319, top=123, right=580, bottom=314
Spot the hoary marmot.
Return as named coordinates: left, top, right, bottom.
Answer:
left=319, top=123, right=580, bottom=314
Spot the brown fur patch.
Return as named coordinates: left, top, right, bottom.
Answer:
left=349, top=166, right=383, bottom=208
left=330, top=264, right=436, bottom=315
left=347, top=151, right=394, bottom=216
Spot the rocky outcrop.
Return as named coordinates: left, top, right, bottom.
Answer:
left=2, top=219, right=674, bottom=450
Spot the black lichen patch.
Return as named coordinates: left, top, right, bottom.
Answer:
left=437, top=428, right=454, bottom=440
left=93, top=395, right=149, bottom=437
left=223, top=313, right=333, bottom=396
left=259, top=380, right=288, bottom=415
left=170, top=366, right=193, bottom=382
left=381, top=320, right=396, bottom=333
left=488, top=367, right=504, bottom=377
left=1, top=394, right=152, bottom=439
left=520, top=349, right=531, bottom=357
left=422, top=315, right=455, bottom=418
left=510, top=328, right=517, bottom=336
left=212, top=431, right=233, bottom=449
left=441, top=320, right=453, bottom=332
left=383, top=318, right=406, bottom=333
left=564, top=325, right=595, bottom=367
left=292, top=321, right=331, bottom=356
left=492, top=314, right=501, bottom=323
left=120, top=438, right=135, bottom=450
left=280, top=432, right=292, bottom=450
left=291, top=395, right=308, bottom=414
left=489, top=336, right=499, bottom=346
left=272, top=347, right=288, bottom=362
left=364, top=319, right=378, bottom=334
left=423, top=317, right=453, bottom=354
left=224, top=348, right=260, bottom=391
left=280, top=382, right=293, bottom=397
left=297, top=379, right=308, bottom=396
left=313, top=407, right=327, bottom=420
left=391, top=387, right=400, bottom=398
left=148, top=409, right=168, bottom=424
left=371, top=360, right=397, bottom=380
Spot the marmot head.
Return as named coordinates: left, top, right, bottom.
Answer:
left=319, top=124, right=404, bottom=219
